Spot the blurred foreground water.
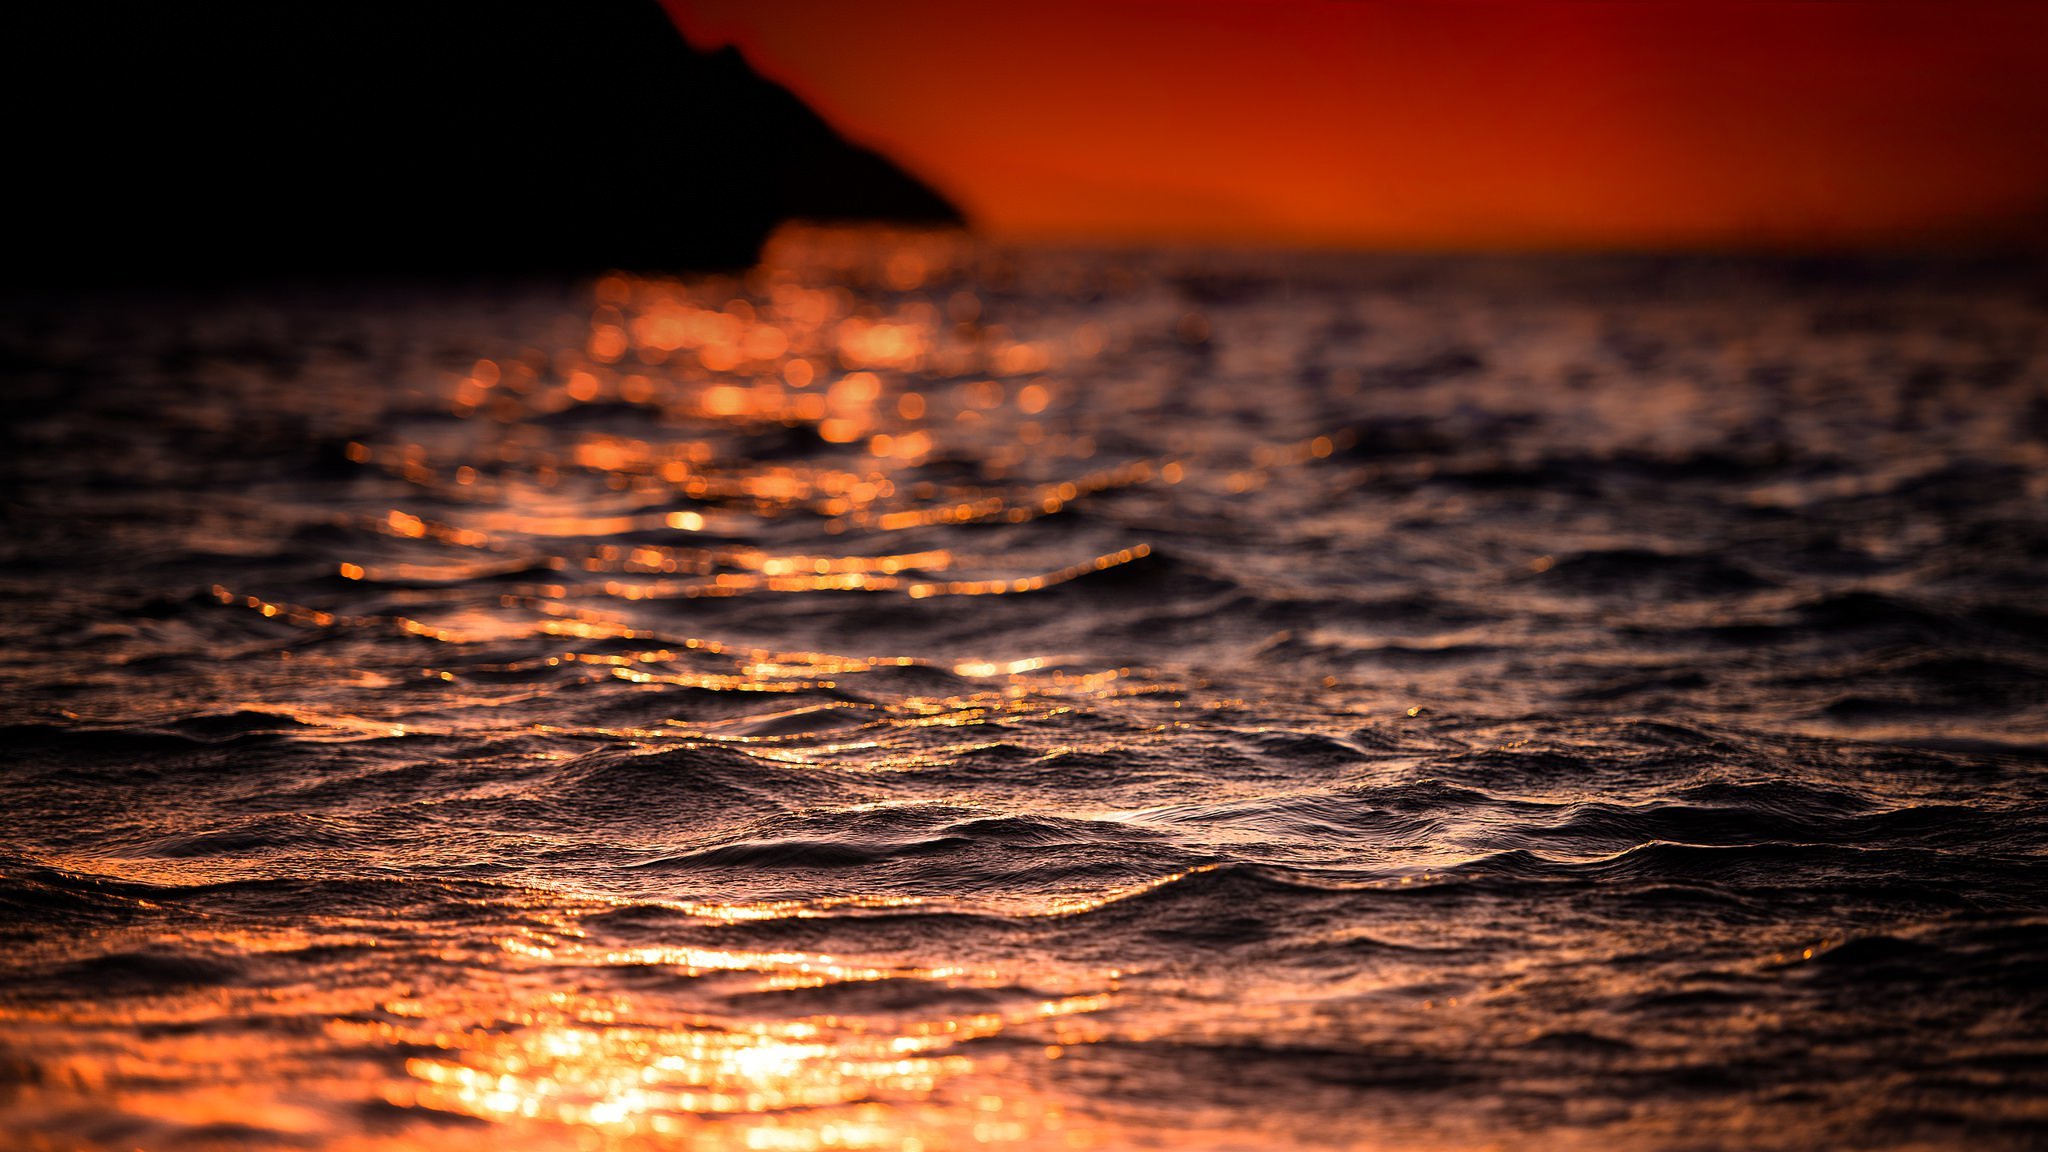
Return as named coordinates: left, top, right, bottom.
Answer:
left=4, top=230, right=2047, bottom=1150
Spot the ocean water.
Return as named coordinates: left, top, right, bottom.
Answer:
left=4, top=230, right=2047, bottom=1150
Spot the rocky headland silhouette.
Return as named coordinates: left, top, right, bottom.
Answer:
left=5, top=0, right=963, bottom=283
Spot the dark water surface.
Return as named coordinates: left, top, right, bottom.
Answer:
left=5, top=231, right=2048, bottom=1150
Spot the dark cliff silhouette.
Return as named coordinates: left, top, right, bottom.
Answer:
left=4, top=1, right=964, bottom=284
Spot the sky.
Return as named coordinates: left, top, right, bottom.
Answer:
left=663, top=0, right=2048, bottom=251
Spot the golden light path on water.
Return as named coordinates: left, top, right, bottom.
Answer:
left=6, top=920, right=1129, bottom=1152
left=380, top=941, right=1119, bottom=1150
left=184, top=225, right=1353, bottom=762
left=7, top=233, right=1327, bottom=1148
left=4, top=867, right=1229, bottom=1150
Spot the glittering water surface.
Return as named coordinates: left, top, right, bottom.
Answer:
left=5, top=232, right=2048, bottom=1150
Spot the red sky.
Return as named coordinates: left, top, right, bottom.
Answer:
left=663, top=0, right=2048, bottom=251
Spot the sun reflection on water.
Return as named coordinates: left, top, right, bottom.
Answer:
left=352, top=918, right=1120, bottom=1151
left=384, top=989, right=1110, bottom=1149
left=295, top=224, right=1355, bottom=660
left=5, top=228, right=1235, bottom=1151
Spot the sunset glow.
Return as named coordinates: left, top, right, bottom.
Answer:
left=666, top=0, right=2048, bottom=249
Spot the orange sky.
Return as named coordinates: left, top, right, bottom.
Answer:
left=663, top=0, right=2048, bottom=251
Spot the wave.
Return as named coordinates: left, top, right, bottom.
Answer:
left=8, top=246, right=2048, bottom=1150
